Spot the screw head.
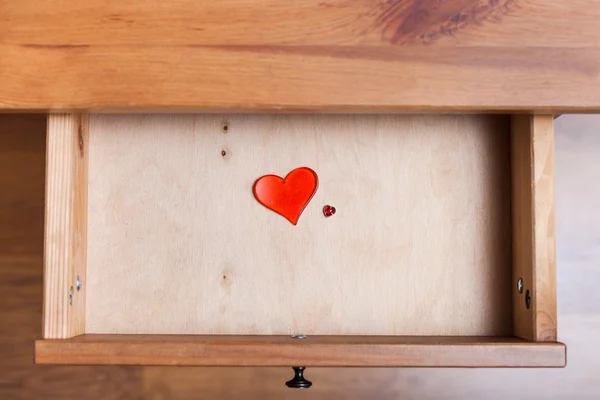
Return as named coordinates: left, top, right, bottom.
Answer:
left=517, top=278, right=523, bottom=294
left=291, top=334, right=307, bottom=339
left=76, top=275, right=82, bottom=291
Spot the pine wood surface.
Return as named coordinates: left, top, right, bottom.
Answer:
left=2, top=1, right=600, bottom=111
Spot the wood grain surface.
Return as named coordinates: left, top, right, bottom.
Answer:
left=43, top=114, right=88, bottom=339
left=85, top=114, right=512, bottom=336
left=35, top=335, right=565, bottom=367
left=1, top=114, right=599, bottom=398
left=511, top=115, right=557, bottom=341
left=2, top=1, right=600, bottom=111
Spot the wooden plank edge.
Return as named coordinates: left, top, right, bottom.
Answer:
left=510, top=114, right=557, bottom=342
left=531, top=115, right=557, bottom=341
left=2, top=108, right=598, bottom=114
left=35, top=335, right=566, bottom=367
left=42, top=113, right=89, bottom=339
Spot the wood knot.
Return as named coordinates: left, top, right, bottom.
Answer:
left=77, top=125, right=84, bottom=156
left=372, top=0, right=517, bottom=45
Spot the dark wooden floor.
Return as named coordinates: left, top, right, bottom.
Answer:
left=1, top=114, right=599, bottom=399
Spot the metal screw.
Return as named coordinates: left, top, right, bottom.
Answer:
left=69, top=286, right=74, bottom=305
left=76, top=275, right=82, bottom=292
left=525, top=290, right=531, bottom=309
left=517, top=278, right=523, bottom=294
left=291, top=334, right=307, bottom=339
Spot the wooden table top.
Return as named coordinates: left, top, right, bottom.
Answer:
left=2, top=1, right=600, bottom=112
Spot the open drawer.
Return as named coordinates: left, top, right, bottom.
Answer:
left=35, top=113, right=564, bottom=368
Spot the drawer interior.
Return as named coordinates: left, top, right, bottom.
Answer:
left=84, top=114, right=511, bottom=336
left=37, top=113, right=562, bottom=367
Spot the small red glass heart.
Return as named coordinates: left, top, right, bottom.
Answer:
left=253, top=167, right=318, bottom=225
left=323, top=205, right=336, bottom=217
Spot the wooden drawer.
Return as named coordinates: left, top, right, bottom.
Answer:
left=35, top=113, right=564, bottom=368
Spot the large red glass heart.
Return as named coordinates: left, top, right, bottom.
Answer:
left=253, top=167, right=318, bottom=225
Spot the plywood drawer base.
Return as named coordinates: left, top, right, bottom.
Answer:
left=36, top=113, right=564, bottom=367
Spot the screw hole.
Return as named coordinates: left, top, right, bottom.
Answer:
left=222, top=123, right=229, bottom=134
left=525, top=290, right=531, bottom=309
left=69, top=286, right=74, bottom=305
left=221, top=150, right=227, bottom=157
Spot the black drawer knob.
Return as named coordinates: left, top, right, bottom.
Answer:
left=285, top=367, right=312, bottom=389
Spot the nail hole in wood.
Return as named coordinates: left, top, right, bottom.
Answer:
left=525, top=290, right=531, bottom=309
left=78, top=134, right=84, bottom=155
left=222, top=122, right=229, bottom=134
left=221, top=150, right=227, bottom=157
left=78, top=122, right=84, bottom=156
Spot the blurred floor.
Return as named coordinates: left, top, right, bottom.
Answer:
left=0, top=114, right=599, bottom=399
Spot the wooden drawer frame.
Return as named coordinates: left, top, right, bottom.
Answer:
left=35, top=113, right=564, bottom=367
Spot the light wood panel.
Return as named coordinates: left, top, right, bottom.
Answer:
left=85, top=114, right=512, bottom=336
left=511, top=115, right=557, bottom=341
left=34, top=335, right=566, bottom=367
left=2, top=1, right=600, bottom=111
left=43, top=114, right=89, bottom=339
